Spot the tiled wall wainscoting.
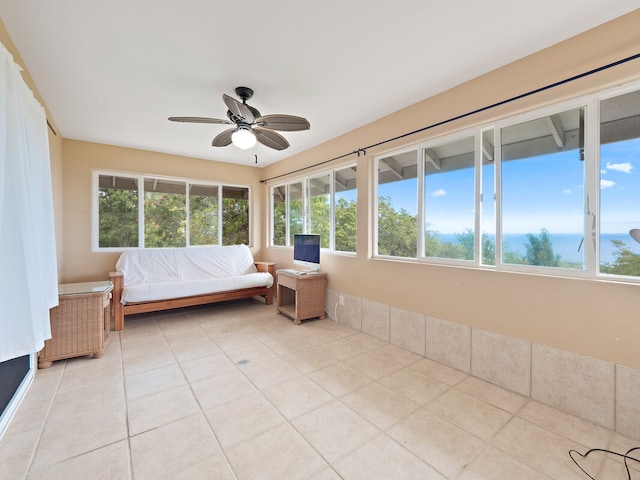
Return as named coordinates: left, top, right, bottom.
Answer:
left=325, top=289, right=640, bottom=439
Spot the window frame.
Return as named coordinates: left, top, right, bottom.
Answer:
left=269, top=162, right=357, bottom=254
left=269, top=180, right=307, bottom=248
left=420, top=130, right=478, bottom=264
left=492, top=100, right=593, bottom=277
left=371, top=79, right=640, bottom=283
left=92, top=170, right=252, bottom=251
left=373, top=145, right=420, bottom=260
left=373, top=129, right=481, bottom=267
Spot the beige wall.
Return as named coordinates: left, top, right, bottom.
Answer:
left=261, top=10, right=640, bottom=369
left=61, top=140, right=266, bottom=282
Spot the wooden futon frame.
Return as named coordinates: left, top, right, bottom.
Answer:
left=109, top=262, right=275, bottom=331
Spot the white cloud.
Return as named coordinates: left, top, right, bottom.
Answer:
left=601, top=179, right=616, bottom=189
left=562, top=189, right=572, bottom=194
left=606, top=162, right=633, bottom=174
left=431, top=189, right=447, bottom=197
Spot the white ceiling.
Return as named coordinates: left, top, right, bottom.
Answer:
left=1, top=2, right=637, bottom=167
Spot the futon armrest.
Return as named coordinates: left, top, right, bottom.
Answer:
left=254, top=261, right=276, bottom=304
left=108, top=271, right=125, bottom=331
left=254, top=261, right=276, bottom=277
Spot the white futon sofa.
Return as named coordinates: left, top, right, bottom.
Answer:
left=109, top=245, right=275, bottom=330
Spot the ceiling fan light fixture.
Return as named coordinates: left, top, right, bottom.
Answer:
left=231, top=127, right=256, bottom=150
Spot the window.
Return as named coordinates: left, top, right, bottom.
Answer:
left=144, top=178, right=186, bottom=248
left=374, top=134, right=477, bottom=262
left=270, top=164, right=357, bottom=252
left=98, top=175, right=139, bottom=248
left=499, top=106, right=586, bottom=270
left=372, top=81, right=640, bottom=282
left=95, top=172, right=250, bottom=249
left=271, top=182, right=302, bottom=247
left=376, top=149, right=418, bottom=258
left=334, top=166, right=357, bottom=252
left=309, top=173, right=331, bottom=248
left=423, top=135, right=476, bottom=261
left=599, top=89, right=640, bottom=277
left=271, top=186, right=287, bottom=247
left=189, top=184, right=219, bottom=246
left=289, top=181, right=304, bottom=245
left=222, top=186, right=250, bottom=245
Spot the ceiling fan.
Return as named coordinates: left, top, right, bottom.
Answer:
left=168, top=86, right=310, bottom=151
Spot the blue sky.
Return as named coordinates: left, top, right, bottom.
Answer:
left=600, top=138, right=640, bottom=234
left=378, top=138, right=639, bottom=242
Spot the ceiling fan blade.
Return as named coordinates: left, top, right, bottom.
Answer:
left=223, top=94, right=255, bottom=123
left=254, top=127, right=290, bottom=151
left=255, top=114, right=310, bottom=131
left=212, top=128, right=235, bottom=147
left=168, top=116, right=232, bottom=124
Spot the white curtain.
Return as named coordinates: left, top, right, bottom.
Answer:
left=0, top=43, right=58, bottom=363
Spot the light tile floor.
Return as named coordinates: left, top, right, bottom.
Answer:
left=2, top=299, right=639, bottom=480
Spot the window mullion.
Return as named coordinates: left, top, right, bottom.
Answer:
left=474, top=132, right=482, bottom=266
left=494, top=128, right=503, bottom=267
left=138, top=176, right=145, bottom=248
left=417, top=148, right=425, bottom=259
left=185, top=183, right=191, bottom=247
left=304, top=178, right=310, bottom=234
left=285, top=184, right=291, bottom=246
left=329, top=170, right=335, bottom=251
left=217, top=186, right=223, bottom=246
left=584, top=99, right=599, bottom=275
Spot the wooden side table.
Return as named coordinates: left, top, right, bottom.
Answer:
left=276, top=270, right=327, bottom=324
left=38, top=281, right=113, bottom=368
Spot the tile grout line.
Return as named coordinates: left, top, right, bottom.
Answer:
left=121, top=320, right=144, bottom=480
left=24, top=360, right=67, bottom=479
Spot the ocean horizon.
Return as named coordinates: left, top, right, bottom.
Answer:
left=436, top=232, right=639, bottom=264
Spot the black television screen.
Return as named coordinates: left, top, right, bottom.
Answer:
left=293, top=234, right=320, bottom=271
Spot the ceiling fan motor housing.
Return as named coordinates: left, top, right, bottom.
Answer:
left=235, top=86, right=254, bottom=102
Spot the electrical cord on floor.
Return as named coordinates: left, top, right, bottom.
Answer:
left=569, top=446, right=640, bottom=479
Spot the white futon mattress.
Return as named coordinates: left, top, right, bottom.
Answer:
left=116, top=245, right=273, bottom=304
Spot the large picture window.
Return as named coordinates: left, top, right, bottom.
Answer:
left=372, top=82, right=640, bottom=282
left=95, top=172, right=250, bottom=249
